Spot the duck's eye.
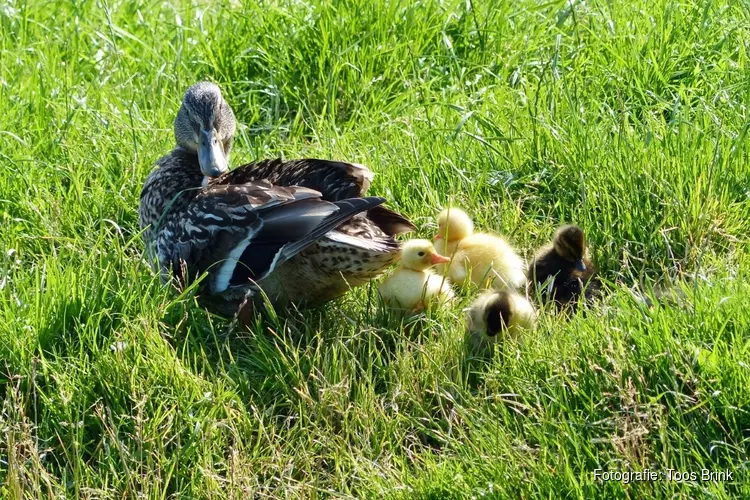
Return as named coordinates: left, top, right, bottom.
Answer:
left=418, top=251, right=425, bottom=257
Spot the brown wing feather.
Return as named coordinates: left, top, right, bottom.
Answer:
left=158, top=181, right=387, bottom=293
left=215, top=158, right=373, bottom=201
left=366, top=205, right=416, bottom=235
left=158, top=182, right=326, bottom=287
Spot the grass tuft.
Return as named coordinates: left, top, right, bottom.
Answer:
left=1, top=0, right=748, bottom=497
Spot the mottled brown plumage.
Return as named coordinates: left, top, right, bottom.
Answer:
left=218, top=158, right=372, bottom=201
left=139, top=82, right=414, bottom=317
left=212, top=158, right=415, bottom=240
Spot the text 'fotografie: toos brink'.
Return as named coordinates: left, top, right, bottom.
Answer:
left=594, top=469, right=735, bottom=483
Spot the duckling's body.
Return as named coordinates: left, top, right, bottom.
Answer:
left=466, top=290, right=537, bottom=351
left=528, top=224, right=600, bottom=310
left=378, top=240, right=454, bottom=312
left=434, top=208, right=526, bottom=291
left=378, top=268, right=454, bottom=312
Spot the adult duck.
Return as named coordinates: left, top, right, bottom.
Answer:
left=139, top=82, right=414, bottom=317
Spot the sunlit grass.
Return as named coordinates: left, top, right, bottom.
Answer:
left=1, top=0, right=749, bottom=497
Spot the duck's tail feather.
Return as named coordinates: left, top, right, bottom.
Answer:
left=366, top=205, right=416, bottom=235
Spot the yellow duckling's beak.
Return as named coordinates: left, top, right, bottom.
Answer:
left=431, top=253, right=451, bottom=265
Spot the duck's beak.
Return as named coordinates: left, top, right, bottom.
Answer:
left=574, top=259, right=586, bottom=272
left=431, top=253, right=451, bottom=265
left=433, top=234, right=442, bottom=241
left=198, top=128, right=228, bottom=178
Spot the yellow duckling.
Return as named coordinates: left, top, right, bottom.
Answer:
left=434, top=207, right=526, bottom=291
left=378, top=239, right=454, bottom=313
left=466, top=290, right=537, bottom=352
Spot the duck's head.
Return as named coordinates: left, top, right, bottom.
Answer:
left=435, top=207, right=474, bottom=242
left=174, top=81, right=237, bottom=178
left=400, top=239, right=450, bottom=271
left=553, top=224, right=588, bottom=271
left=483, top=291, right=513, bottom=336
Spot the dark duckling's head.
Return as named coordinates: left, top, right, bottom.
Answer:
left=483, top=291, right=513, bottom=337
left=553, top=224, right=588, bottom=272
left=174, top=81, right=237, bottom=178
left=466, top=290, right=537, bottom=353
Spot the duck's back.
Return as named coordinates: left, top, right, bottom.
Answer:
left=218, top=158, right=372, bottom=201
left=217, top=158, right=415, bottom=306
left=159, top=157, right=415, bottom=309
left=217, top=158, right=415, bottom=238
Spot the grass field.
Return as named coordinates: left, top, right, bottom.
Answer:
left=1, top=0, right=750, bottom=497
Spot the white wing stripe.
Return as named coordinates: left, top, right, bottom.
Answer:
left=323, top=231, right=392, bottom=252
left=211, top=226, right=258, bottom=293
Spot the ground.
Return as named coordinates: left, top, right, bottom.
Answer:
left=1, top=0, right=749, bottom=497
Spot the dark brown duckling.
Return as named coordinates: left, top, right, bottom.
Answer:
left=527, top=224, right=600, bottom=311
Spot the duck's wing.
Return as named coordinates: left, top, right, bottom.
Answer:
left=216, top=158, right=374, bottom=201
left=217, top=159, right=415, bottom=235
left=163, top=181, right=385, bottom=293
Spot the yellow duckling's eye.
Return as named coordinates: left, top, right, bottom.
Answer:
left=418, top=251, right=425, bottom=257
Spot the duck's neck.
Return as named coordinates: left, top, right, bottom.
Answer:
left=139, top=146, right=204, bottom=238
left=444, top=238, right=462, bottom=254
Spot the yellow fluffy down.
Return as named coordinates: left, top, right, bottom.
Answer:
left=440, top=233, right=526, bottom=291
left=378, top=268, right=454, bottom=313
left=433, top=237, right=458, bottom=264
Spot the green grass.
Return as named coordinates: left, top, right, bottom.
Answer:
left=1, top=0, right=749, bottom=497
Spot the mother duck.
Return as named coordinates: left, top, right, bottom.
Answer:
left=139, top=82, right=414, bottom=317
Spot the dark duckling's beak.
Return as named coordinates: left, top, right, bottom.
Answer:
left=198, top=128, right=228, bottom=178
left=574, top=259, right=586, bottom=272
